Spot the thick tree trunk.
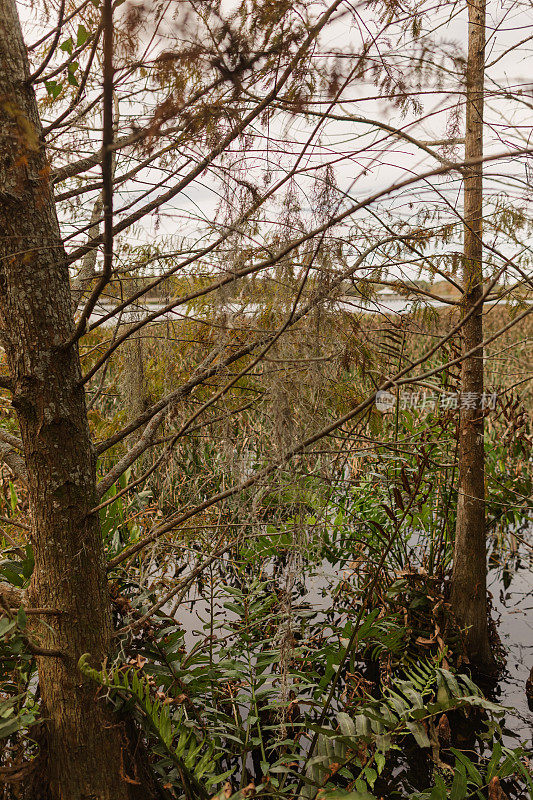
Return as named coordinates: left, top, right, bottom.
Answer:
left=450, top=0, right=495, bottom=672
left=0, top=2, right=153, bottom=797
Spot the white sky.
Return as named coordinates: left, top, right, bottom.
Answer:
left=16, top=0, right=533, bottom=294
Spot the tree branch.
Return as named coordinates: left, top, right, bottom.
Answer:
left=107, top=270, right=529, bottom=570
left=96, top=409, right=166, bottom=498
left=76, top=143, right=533, bottom=382
left=0, top=431, right=27, bottom=484
left=69, top=0, right=114, bottom=337
left=28, top=0, right=65, bottom=83
left=70, top=195, right=103, bottom=311
left=62, top=0, right=347, bottom=290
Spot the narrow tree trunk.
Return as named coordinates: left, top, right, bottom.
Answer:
left=0, top=2, right=153, bottom=796
left=121, top=280, right=150, bottom=430
left=450, top=0, right=495, bottom=672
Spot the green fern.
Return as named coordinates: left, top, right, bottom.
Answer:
left=78, top=654, right=224, bottom=798
left=410, top=741, right=533, bottom=800
left=301, top=662, right=508, bottom=799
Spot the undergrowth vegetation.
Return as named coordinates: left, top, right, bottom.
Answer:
left=1, top=305, right=532, bottom=798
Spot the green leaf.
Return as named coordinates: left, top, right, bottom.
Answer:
left=374, top=751, right=386, bottom=774
left=429, top=774, right=447, bottom=800
left=486, top=741, right=502, bottom=781
left=406, top=721, right=430, bottom=748
left=337, top=711, right=356, bottom=737
left=321, top=790, right=376, bottom=800
left=45, top=80, right=62, bottom=99
left=76, top=24, right=89, bottom=46
left=449, top=765, right=467, bottom=800
left=363, top=766, right=377, bottom=788
left=355, top=714, right=371, bottom=738
left=9, top=482, right=17, bottom=513
left=17, top=606, right=27, bottom=630
left=0, top=715, right=24, bottom=739
left=450, top=749, right=482, bottom=786
left=67, top=62, right=79, bottom=87
left=0, top=617, right=16, bottom=637
left=439, top=668, right=461, bottom=698
left=60, top=37, right=73, bottom=54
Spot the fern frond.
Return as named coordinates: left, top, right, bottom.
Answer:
left=78, top=654, right=222, bottom=799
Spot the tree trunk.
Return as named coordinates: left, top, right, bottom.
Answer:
left=0, top=2, right=154, bottom=796
left=450, top=0, right=495, bottom=672
left=121, top=280, right=151, bottom=431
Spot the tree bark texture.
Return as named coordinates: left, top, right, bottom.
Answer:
left=450, top=0, right=495, bottom=671
left=0, top=1, right=152, bottom=796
